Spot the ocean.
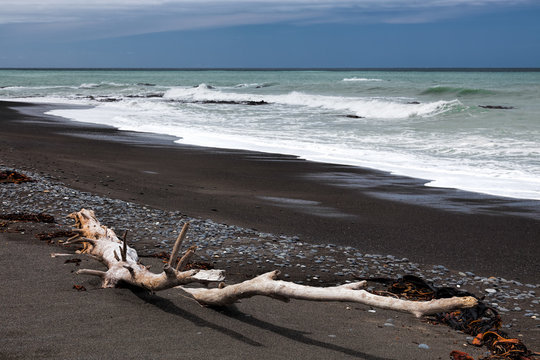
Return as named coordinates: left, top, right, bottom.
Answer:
left=1, top=69, right=539, bottom=200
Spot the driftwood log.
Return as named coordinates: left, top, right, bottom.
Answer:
left=67, top=209, right=477, bottom=318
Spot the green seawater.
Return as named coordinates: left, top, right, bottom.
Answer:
left=1, top=69, right=539, bottom=200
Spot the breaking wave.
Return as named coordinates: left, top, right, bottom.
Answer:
left=421, top=86, right=495, bottom=97
left=234, top=82, right=277, bottom=88
left=79, top=82, right=128, bottom=89
left=343, top=77, right=383, bottom=82
left=163, top=86, right=459, bottom=119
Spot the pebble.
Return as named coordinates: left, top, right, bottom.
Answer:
left=418, top=344, right=430, bottom=350
left=2, top=165, right=539, bottom=327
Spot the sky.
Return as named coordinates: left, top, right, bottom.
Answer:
left=0, top=0, right=539, bottom=68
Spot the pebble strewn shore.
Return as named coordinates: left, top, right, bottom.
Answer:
left=1, top=166, right=539, bottom=337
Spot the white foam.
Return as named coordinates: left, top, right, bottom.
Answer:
left=0, top=85, right=71, bottom=90
left=343, top=77, right=383, bottom=82
left=234, top=83, right=267, bottom=88
left=79, top=83, right=99, bottom=89
left=79, top=82, right=127, bottom=89
left=5, top=76, right=535, bottom=202
left=270, top=92, right=458, bottom=119
left=170, top=128, right=540, bottom=200
left=163, top=86, right=458, bottom=119
left=46, top=104, right=539, bottom=200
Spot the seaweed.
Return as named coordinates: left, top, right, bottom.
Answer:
left=36, top=230, right=78, bottom=243
left=0, top=170, right=33, bottom=184
left=364, top=275, right=538, bottom=360
left=0, top=213, right=55, bottom=223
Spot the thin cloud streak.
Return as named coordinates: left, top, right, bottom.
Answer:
left=0, top=0, right=536, bottom=41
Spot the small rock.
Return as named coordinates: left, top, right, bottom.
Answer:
left=418, top=344, right=430, bottom=350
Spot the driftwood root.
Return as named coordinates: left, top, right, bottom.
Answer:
left=68, top=209, right=477, bottom=317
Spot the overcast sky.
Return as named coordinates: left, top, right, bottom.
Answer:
left=0, top=0, right=539, bottom=68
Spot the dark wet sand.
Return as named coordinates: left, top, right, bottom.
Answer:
left=1, top=100, right=539, bottom=359
left=0, top=225, right=486, bottom=360
left=1, top=101, right=539, bottom=282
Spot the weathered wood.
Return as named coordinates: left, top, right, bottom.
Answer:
left=68, top=209, right=477, bottom=317
left=69, top=209, right=224, bottom=291
left=176, top=245, right=196, bottom=271
left=121, top=230, right=128, bottom=262
left=180, top=271, right=477, bottom=317
left=168, top=222, right=189, bottom=266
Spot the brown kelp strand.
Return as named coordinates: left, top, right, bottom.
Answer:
left=183, top=261, right=214, bottom=271
left=0, top=170, right=33, bottom=184
left=35, top=230, right=78, bottom=243
left=0, top=213, right=55, bottom=223
left=362, top=275, right=538, bottom=360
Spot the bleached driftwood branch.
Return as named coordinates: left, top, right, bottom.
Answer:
left=67, top=209, right=224, bottom=291
left=180, top=271, right=477, bottom=317
left=67, top=209, right=477, bottom=317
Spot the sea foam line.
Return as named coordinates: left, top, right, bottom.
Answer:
left=163, top=86, right=458, bottom=119
left=342, top=77, right=383, bottom=82
left=45, top=102, right=540, bottom=201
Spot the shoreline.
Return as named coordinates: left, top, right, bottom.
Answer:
left=39, top=99, right=540, bottom=203
left=1, top=100, right=539, bottom=357
left=1, top=100, right=539, bottom=281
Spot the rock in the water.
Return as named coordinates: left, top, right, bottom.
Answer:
left=479, top=105, right=514, bottom=110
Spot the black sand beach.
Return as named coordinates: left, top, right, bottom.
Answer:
left=1, top=225, right=490, bottom=360
left=1, top=101, right=539, bottom=281
left=1, top=100, right=539, bottom=359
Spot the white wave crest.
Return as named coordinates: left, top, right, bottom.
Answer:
left=164, top=84, right=258, bottom=103
left=79, top=82, right=128, bottom=89
left=271, top=92, right=459, bottom=119
left=0, top=85, right=72, bottom=90
left=343, top=77, right=383, bottom=82
left=163, top=86, right=458, bottom=119
left=234, top=82, right=274, bottom=89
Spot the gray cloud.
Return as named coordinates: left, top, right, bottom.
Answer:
left=0, top=0, right=536, bottom=41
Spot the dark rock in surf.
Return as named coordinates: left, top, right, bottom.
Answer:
left=343, top=115, right=364, bottom=119
left=126, top=93, right=164, bottom=99
left=242, top=100, right=269, bottom=106
left=85, top=95, right=120, bottom=102
left=97, top=98, right=120, bottom=102
left=199, top=100, right=269, bottom=106
left=479, top=105, right=514, bottom=110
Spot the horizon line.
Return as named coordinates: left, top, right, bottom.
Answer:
left=1, top=67, right=540, bottom=72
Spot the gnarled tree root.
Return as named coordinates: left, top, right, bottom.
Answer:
left=68, top=209, right=224, bottom=291
left=68, top=209, right=477, bottom=317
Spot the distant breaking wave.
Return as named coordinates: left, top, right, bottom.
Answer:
left=421, top=86, right=496, bottom=97
left=343, top=77, right=383, bottom=82
left=79, top=82, right=128, bottom=89
left=234, top=82, right=277, bottom=89
left=3, top=68, right=538, bottom=201
left=163, top=85, right=460, bottom=119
